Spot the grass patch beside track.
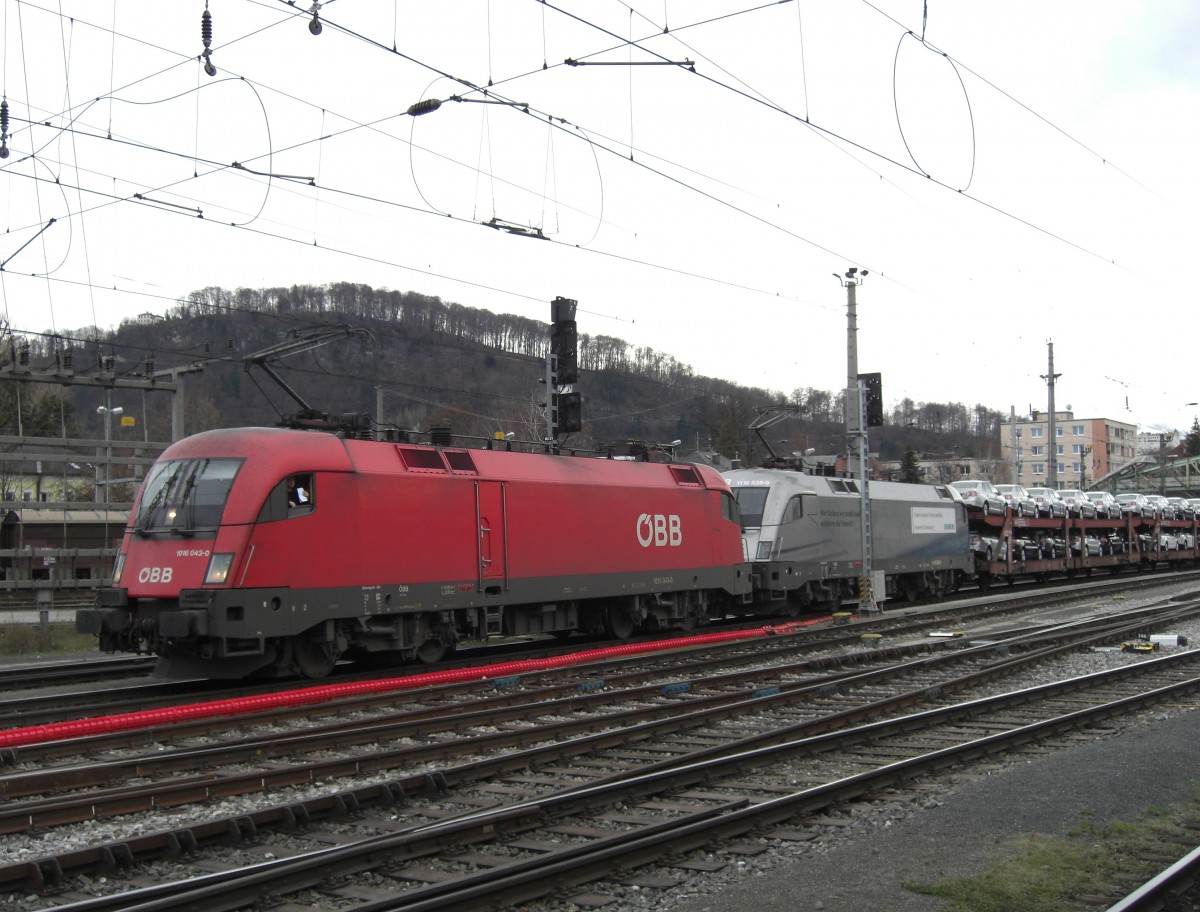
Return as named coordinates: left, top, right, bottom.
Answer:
left=0, top=624, right=96, bottom=656
left=908, top=790, right=1200, bottom=911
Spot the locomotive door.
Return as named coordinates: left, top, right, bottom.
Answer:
left=475, top=481, right=509, bottom=589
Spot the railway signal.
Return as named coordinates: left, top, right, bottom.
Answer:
left=546, top=297, right=583, bottom=442
left=859, top=371, right=884, bottom=428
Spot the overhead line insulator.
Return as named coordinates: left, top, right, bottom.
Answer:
left=407, top=98, right=442, bottom=117
left=200, top=6, right=216, bottom=77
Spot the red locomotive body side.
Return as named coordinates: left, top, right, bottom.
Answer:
left=82, top=428, right=749, bottom=678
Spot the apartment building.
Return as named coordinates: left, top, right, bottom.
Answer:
left=1001, top=411, right=1137, bottom=490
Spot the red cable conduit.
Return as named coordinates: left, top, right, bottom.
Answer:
left=1, top=618, right=831, bottom=749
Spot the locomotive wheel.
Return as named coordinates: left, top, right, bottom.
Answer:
left=603, top=605, right=636, bottom=640
left=416, top=637, right=455, bottom=664
left=292, top=636, right=337, bottom=679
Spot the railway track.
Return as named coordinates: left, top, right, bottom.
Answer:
left=3, top=596, right=1198, bottom=909
left=3, top=568, right=1193, bottom=733
left=2, top=600, right=1186, bottom=826
left=0, top=655, right=157, bottom=691
left=1107, top=844, right=1200, bottom=911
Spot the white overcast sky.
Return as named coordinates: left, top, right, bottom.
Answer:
left=2, top=0, right=1198, bottom=431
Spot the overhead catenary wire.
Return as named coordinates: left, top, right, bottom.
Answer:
left=8, top=0, right=1162, bottom=277
left=0, top=0, right=1179, bottom=429
left=4, top=0, right=1124, bottom=310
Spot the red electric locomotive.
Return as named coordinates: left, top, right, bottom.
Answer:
left=77, top=428, right=751, bottom=678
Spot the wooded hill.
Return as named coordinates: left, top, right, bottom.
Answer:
left=8, top=281, right=1006, bottom=466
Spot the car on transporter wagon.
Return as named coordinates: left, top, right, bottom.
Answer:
left=995, top=484, right=1038, bottom=517
left=949, top=480, right=1007, bottom=516
left=1085, top=491, right=1122, bottom=519
left=1115, top=492, right=1151, bottom=517
left=1057, top=489, right=1097, bottom=519
left=1166, top=497, right=1195, bottom=518
left=1025, top=487, right=1068, bottom=519
left=1145, top=494, right=1178, bottom=519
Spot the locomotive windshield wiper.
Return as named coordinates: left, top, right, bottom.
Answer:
left=177, top=459, right=208, bottom=536
left=136, top=464, right=183, bottom=536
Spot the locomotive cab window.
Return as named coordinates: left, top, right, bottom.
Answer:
left=287, top=474, right=313, bottom=510
left=258, top=474, right=315, bottom=523
left=721, top=491, right=740, bottom=524
left=783, top=494, right=806, bottom=522
left=135, top=457, right=242, bottom=536
left=731, top=487, right=768, bottom=529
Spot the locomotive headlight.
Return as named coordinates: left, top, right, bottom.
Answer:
left=111, top=552, right=125, bottom=584
left=756, top=539, right=774, bottom=560
left=204, top=553, right=235, bottom=585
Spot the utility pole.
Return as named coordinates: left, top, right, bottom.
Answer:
left=1159, top=435, right=1167, bottom=496
left=1009, top=406, right=1019, bottom=484
left=833, top=267, right=877, bottom=613
left=834, top=267, right=868, bottom=478
left=1041, top=342, right=1061, bottom=489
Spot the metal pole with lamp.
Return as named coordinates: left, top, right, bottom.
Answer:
left=833, top=267, right=867, bottom=479
left=96, top=394, right=123, bottom=504
left=833, top=267, right=877, bottom=613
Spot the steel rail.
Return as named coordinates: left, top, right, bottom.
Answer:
left=6, top=617, right=1200, bottom=896
left=26, top=658, right=1200, bottom=912
left=2, top=601, right=1192, bottom=816
left=1105, top=844, right=1200, bottom=912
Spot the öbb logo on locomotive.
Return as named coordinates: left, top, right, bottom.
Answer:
left=137, top=566, right=174, bottom=584
left=636, top=513, right=682, bottom=548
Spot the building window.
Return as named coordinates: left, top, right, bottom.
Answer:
left=1032, top=463, right=1044, bottom=475
left=1056, top=445, right=1064, bottom=456
left=1072, top=425, right=1084, bottom=435
left=1031, top=428, right=1044, bottom=438
left=1056, top=427, right=1064, bottom=437
left=1031, top=445, right=1044, bottom=456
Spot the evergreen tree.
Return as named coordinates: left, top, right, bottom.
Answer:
left=1185, top=418, right=1200, bottom=457
left=901, top=446, right=922, bottom=484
